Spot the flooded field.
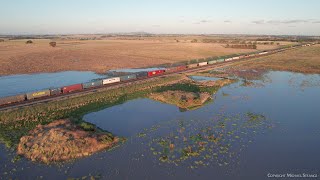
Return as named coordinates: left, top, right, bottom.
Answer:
left=0, top=71, right=108, bottom=97
left=1, top=71, right=320, bottom=179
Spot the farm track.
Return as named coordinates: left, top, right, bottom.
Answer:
left=0, top=46, right=301, bottom=111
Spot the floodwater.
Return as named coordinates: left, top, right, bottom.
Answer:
left=1, top=71, right=320, bottom=180
left=0, top=71, right=108, bottom=97
left=188, top=75, right=222, bottom=82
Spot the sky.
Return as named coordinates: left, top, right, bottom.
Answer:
left=1, top=0, right=320, bottom=35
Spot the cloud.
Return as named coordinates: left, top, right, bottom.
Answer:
left=194, top=19, right=212, bottom=24
left=252, top=20, right=265, bottom=24
left=252, top=19, right=311, bottom=25
left=224, top=20, right=232, bottom=23
left=281, top=20, right=309, bottom=24
left=312, top=21, right=320, bottom=24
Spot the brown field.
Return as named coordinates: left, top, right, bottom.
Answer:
left=232, top=45, right=320, bottom=74
left=0, top=37, right=282, bottom=76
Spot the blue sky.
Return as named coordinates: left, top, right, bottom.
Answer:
left=1, top=0, right=320, bottom=35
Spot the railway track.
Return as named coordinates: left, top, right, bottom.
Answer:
left=0, top=46, right=301, bottom=111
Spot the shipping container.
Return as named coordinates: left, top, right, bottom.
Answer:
left=217, top=58, right=225, bottom=63
left=208, top=60, right=217, bottom=64
left=147, top=70, right=165, bottom=77
left=198, top=62, right=208, bottom=66
left=26, top=89, right=50, bottom=100
left=187, top=64, right=198, bottom=68
left=82, top=80, right=103, bottom=89
left=259, top=52, right=268, bottom=55
left=165, top=65, right=187, bottom=72
left=120, top=74, right=137, bottom=81
left=62, top=84, right=83, bottom=93
left=135, top=71, right=148, bottom=79
left=0, top=94, right=26, bottom=105
left=50, top=88, right=62, bottom=96
left=102, top=77, right=120, bottom=85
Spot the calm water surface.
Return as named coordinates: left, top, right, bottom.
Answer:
left=0, top=71, right=108, bottom=97
left=1, top=71, right=320, bottom=180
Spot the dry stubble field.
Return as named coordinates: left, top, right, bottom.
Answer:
left=0, top=38, right=279, bottom=76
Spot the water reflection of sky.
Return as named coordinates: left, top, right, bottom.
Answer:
left=0, top=71, right=108, bottom=97
left=1, top=71, right=320, bottom=180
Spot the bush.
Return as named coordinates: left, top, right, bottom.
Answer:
left=25, top=40, right=33, bottom=44
left=191, top=39, right=198, bottom=43
left=49, top=42, right=56, bottom=47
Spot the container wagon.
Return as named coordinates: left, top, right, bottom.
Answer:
left=82, top=80, right=103, bottom=89
left=120, top=74, right=137, bottom=81
left=225, top=58, right=233, bottom=62
left=165, top=65, right=187, bottom=72
left=208, top=60, right=217, bottom=64
left=147, top=70, right=165, bottom=77
left=259, top=52, right=268, bottom=55
left=50, top=88, right=62, bottom=96
left=62, top=84, right=83, bottom=93
left=26, top=90, right=50, bottom=100
left=102, top=77, right=120, bottom=85
left=135, top=72, right=148, bottom=79
left=187, top=64, right=198, bottom=68
left=232, top=57, right=240, bottom=60
left=198, top=62, right=208, bottom=66
left=0, top=94, right=26, bottom=105
left=217, top=58, right=225, bottom=63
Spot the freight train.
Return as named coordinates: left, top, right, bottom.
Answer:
left=0, top=44, right=307, bottom=106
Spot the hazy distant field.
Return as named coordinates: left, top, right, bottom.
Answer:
left=0, top=37, right=283, bottom=75
left=234, top=45, right=320, bottom=74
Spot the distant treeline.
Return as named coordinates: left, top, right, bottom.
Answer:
left=225, top=44, right=257, bottom=49
left=202, top=39, right=279, bottom=45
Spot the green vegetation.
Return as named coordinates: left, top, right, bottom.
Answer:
left=142, top=112, right=271, bottom=169
left=0, top=75, right=182, bottom=148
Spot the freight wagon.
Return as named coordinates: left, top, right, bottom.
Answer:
left=208, top=60, right=217, bottom=64
left=187, top=64, right=198, bottom=68
left=165, top=65, right=187, bottom=72
left=82, top=80, right=103, bottom=89
left=135, top=72, right=148, bottom=79
left=259, top=52, right=268, bottom=55
left=102, top=77, right=121, bottom=85
left=198, top=62, right=208, bottom=66
left=232, top=57, right=240, bottom=60
left=26, top=90, right=50, bottom=100
left=0, top=94, right=26, bottom=105
left=120, top=74, right=137, bottom=81
left=147, top=70, right=165, bottom=77
left=62, top=84, right=83, bottom=93
left=217, top=58, right=225, bottom=63
left=225, top=58, right=233, bottom=62
left=50, top=88, right=62, bottom=96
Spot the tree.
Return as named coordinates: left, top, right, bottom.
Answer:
left=49, top=42, right=57, bottom=47
left=191, top=39, right=198, bottom=43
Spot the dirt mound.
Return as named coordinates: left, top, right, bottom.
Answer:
left=149, top=90, right=212, bottom=110
left=17, top=119, right=119, bottom=163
